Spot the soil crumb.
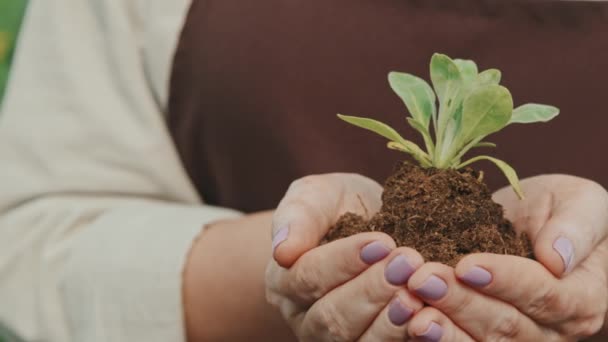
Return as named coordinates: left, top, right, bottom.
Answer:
left=324, top=162, right=533, bottom=266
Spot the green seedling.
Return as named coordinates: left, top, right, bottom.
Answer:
left=338, top=53, right=559, bottom=199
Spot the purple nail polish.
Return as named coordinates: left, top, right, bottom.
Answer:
left=553, top=236, right=574, bottom=273
left=384, top=255, right=415, bottom=285
left=272, top=226, right=289, bottom=252
left=360, top=241, right=391, bottom=264
left=387, top=298, right=413, bottom=326
left=418, top=321, right=443, bottom=342
left=415, top=275, right=448, bottom=300
left=459, top=266, right=492, bottom=287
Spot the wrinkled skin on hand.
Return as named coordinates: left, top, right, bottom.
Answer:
left=266, top=173, right=608, bottom=341
left=266, top=174, right=426, bottom=341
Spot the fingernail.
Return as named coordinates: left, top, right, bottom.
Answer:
left=417, top=321, right=443, bottom=342
left=459, top=266, right=493, bottom=287
left=385, top=255, right=416, bottom=285
left=553, top=236, right=574, bottom=273
left=360, top=241, right=391, bottom=264
left=387, top=298, right=413, bottom=326
left=415, top=275, right=448, bottom=300
left=272, top=226, right=289, bottom=253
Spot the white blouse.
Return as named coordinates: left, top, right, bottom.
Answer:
left=0, top=0, right=240, bottom=341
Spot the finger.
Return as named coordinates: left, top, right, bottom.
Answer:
left=299, top=248, right=424, bottom=341
left=408, top=262, right=546, bottom=341
left=494, top=175, right=608, bottom=276
left=533, top=180, right=608, bottom=276
left=407, top=307, right=474, bottom=342
left=456, top=252, right=608, bottom=336
left=272, top=174, right=382, bottom=267
left=269, top=232, right=396, bottom=305
left=359, top=290, right=422, bottom=342
left=455, top=253, right=563, bottom=324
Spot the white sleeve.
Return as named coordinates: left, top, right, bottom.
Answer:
left=0, top=0, right=241, bottom=341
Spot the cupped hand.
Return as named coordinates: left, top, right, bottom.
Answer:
left=403, top=174, right=608, bottom=341
left=265, top=174, right=425, bottom=341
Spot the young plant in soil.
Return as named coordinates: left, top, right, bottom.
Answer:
left=325, top=53, right=560, bottom=266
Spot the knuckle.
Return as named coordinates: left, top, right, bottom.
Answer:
left=526, top=285, right=570, bottom=320
left=347, top=173, right=382, bottom=192
left=265, top=263, right=284, bottom=295
left=441, top=289, right=475, bottom=315
left=561, top=298, right=606, bottom=339
left=570, top=316, right=605, bottom=338
left=265, top=289, right=283, bottom=309
left=265, top=265, right=290, bottom=309
left=309, top=300, right=353, bottom=342
left=264, top=261, right=278, bottom=287
left=585, top=179, right=607, bottom=196
left=487, top=307, right=522, bottom=341
left=291, top=258, right=325, bottom=302
left=290, top=175, right=328, bottom=193
left=360, top=274, right=387, bottom=306
left=288, top=176, right=311, bottom=192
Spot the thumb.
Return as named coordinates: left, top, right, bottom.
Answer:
left=271, top=174, right=382, bottom=268
left=534, top=179, right=608, bottom=277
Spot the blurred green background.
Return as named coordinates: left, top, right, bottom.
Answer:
left=0, top=2, right=28, bottom=340
left=0, top=0, right=27, bottom=105
left=0, top=320, right=25, bottom=342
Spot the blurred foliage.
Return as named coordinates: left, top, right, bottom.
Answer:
left=0, top=0, right=28, bottom=104
left=0, top=321, right=25, bottom=342
left=0, top=1, right=29, bottom=336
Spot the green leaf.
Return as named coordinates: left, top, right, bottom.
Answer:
left=437, top=69, right=505, bottom=166
left=474, top=141, right=496, bottom=148
left=439, top=117, right=458, bottom=159
left=476, top=69, right=501, bottom=87
left=430, top=53, right=464, bottom=158
left=457, top=156, right=524, bottom=199
left=440, top=99, right=464, bottom=152
left=454, top=59, right=478, bottom=85
left=430, top=53, right=462, bottom=102
left=455, top=85, right=513, bottom=148
left=387, top=141, right=432, bottom=167
left=510, top=103, right=560, bottom=124
left=437, top=67, right=498, bottom=160
left=337, top=114, right=433, bottom=167
left=406, top=117, right=435, bottom=156
left=388, top=72, right=437, bottom=129
left=337, top=114, right=407, bottom=144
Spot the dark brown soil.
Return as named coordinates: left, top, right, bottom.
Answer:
left=324, top=162, right=533, bottom=266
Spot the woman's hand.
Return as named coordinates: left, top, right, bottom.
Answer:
left=266, top=174, right=425, bottom=341
left=403, top=175, right=608, bottom=341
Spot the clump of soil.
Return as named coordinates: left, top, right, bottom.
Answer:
left=324, top=162, right=533, bottom=266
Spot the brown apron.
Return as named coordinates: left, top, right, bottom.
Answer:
left=168, top=0, right=608, bottom=213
